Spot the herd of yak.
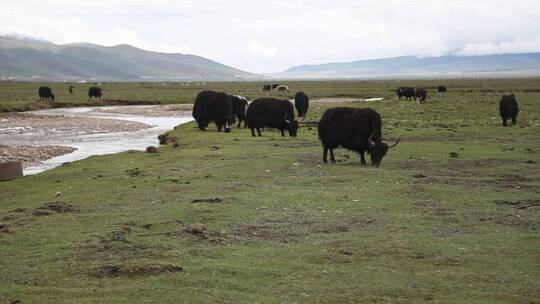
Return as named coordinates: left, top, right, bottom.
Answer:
left=38, top=85, right=102, bottom=101
left=37, top=84, right=521, bottom=167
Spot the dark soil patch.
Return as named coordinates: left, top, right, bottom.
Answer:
left=158, top=133, right=176, bottom=145
left=93, top=264, right=183, bottom=278
left=32, top=210, right=52, bottom=216
left=191, top=198, right=223, bottom=203
left=233, top=217, right=377, bottom=242
left=36, top=201, right=77, bottom=213
left=185, top=224, right=207, bottom=235
left=9, top=208, right=27, bottom=213
left=0, top=223, right=11, bottom=233
left=495, top=199, right=540, bottom=210
left=125, top=168, right=145, bottom=177
left=413, top=201, right=453, bottom=216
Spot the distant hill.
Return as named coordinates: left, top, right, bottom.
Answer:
left=282, top=53, right=540, bottom=78
left=0, top=36, right=259, bottom=81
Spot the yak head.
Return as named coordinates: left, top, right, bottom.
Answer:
left=368, top=133, right=400, bottom=167
left=285, top=118, right=299, bottom=137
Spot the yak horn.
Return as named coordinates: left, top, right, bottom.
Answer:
left=388, top=138, right=400, bottom=149
left=368, top=133, right=376, bottom=147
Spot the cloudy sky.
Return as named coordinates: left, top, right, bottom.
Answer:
left=1, top=0, right=539, bottom=73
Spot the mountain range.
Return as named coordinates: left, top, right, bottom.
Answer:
left=282, top=53, right=540, bottom=78
left=0, top=36, right=257, bottom=81
left=1, top=35, right=540, bottom=81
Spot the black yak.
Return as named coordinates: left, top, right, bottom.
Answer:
left=317, top=107, right=400, bottom=167
left=396, top=87, right=415, bottom=100
left=499, top=94, right=519, bottom=126
left=263, top=85, right=271, bottom=92
left=246, top=98, right=298, bottom=137
left=38, top=86, right=54, bottom=101
left=192, top=90, right=235, bottom=132
left=231, top=95, right=248, bottom=128
left=294, top=92, right=309, bottom=119
left=415, top=88, right=427, bottom=104
left=437, top=86, right=447, bottom=92
left=69, top=85, right=74, bottom=94
left=88, top=86, right=102, bottom=99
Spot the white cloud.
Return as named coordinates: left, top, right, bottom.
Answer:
left=1, top=0, right=539, bottom=73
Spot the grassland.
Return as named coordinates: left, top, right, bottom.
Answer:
left=0, top=79, right=539, bottom=303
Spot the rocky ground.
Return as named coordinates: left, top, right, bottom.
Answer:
left=94, top=104, right=192, bottom=116
left=0, top=112, right=149, bottom=136
left=0, top=111, right=151, bottom=166
left=0, top=145, right=77, bottom=167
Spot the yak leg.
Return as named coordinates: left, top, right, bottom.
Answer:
left=360, top=151, right=367, bottom=166
left=511, top=114, right=517, bottom=125
left=329, top=149, right=336, bottom=163
left=251, top=128, right=256, bottom=137
left=256, top=128, right=262, bottom=137
left=323, top=147, right=328, bottom=163
left=280, top=129, right=285, bottom=136
left=502, top=118, right=508, bottom=126
left=237, top=120, right=242, bottom=128
left=217, top=124, right=222, bottom=132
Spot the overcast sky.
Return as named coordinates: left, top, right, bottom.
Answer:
left=1, top=0, right=539, bottom=73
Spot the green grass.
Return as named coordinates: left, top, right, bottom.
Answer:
left=1, top=79, right=539, bottom=303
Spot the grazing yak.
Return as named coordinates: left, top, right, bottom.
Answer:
left=69, top=85, right=74, bottom=94
left=415, top=88, right=427, bottom=103
left=294, top=91, right=309, bottom=119
left=499, top=94, right=519, bottom=126
left=231, top=95, right=248, bottom=128
left=437, top=86, right=447, bottom=92
left=38, top=86, right=55, bottom=101
left=317, top=107, right=399, bottom=167
left=88, top=86, right=102, bottom=99
left=246, top=98, right=298, bottom=137
left=192, top=90, right=235, bottom=132
left=396, top=87, right=416, bottom=100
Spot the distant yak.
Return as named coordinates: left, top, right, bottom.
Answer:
left=499, top=94, right=519, bottom=126
left=231, top=95, right=248, bottom=128
left=437, top=86, right=447, bottom=92
left=275, top=85, right=290, bottom=94
left=88, top=86, right=102, bottom=99
left=294, top=92, right=309, bottom=119
left=396, top=87, right=415, bottom=100
left=415, top=88, right=427, bottom=104
left=38, top=86, right=54, bottom=101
